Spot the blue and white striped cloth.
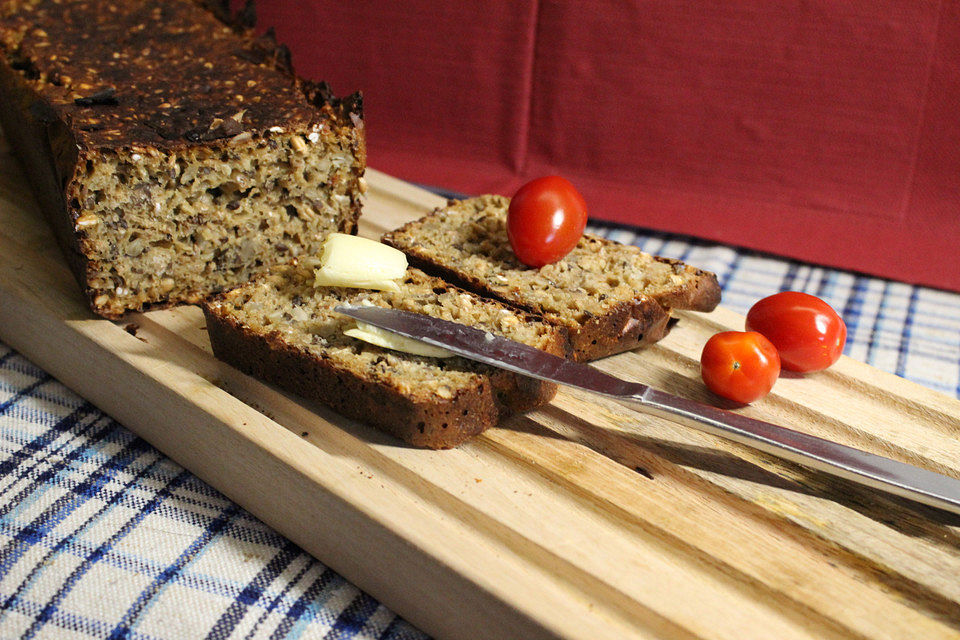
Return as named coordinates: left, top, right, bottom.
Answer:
left=2, top=222, right=959, bottom=639
left=0, top=354, right=428, bottom=640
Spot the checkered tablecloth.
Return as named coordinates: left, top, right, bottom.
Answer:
left=2, top=222, right=959, bottom=639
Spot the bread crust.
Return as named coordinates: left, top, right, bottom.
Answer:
left=0, top=60, right=90, bottom=285
left=567, top=299, right=674, bottom=362
left=398, top=249, right=673, bottom=361
left=0, top=0, right=364, bottom=318
left=647, top=257, right=722, bottom=312
left=202, top=303, right=559, bottom=449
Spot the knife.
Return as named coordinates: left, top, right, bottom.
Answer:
left=335, top=304, right=960, bottom=516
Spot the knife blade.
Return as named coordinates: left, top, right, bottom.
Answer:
left=335, top=304, right=960, bottom=517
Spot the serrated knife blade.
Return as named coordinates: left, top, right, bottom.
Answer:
left=335, top=304, right=960, bottom=517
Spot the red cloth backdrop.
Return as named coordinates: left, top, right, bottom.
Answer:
left=255, top=1, right=960, bottom=292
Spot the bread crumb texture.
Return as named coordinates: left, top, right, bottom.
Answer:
left=207, top=262, right=559, bottom=399
left=76, top=132, right=360, bottom=316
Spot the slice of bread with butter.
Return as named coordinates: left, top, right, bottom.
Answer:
left=202, top=235, right=565, bottom=448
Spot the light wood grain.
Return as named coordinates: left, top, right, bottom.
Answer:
left=1, top=148, right=959, bottom=639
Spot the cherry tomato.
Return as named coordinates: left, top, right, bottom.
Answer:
left=700, top=331, right=781, bottom=404
left=745, top=292, right=847, bottom=373
left=507, top=176, right=588, bottom=267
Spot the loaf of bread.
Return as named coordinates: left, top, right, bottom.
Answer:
left=382, top=195, right=722, bottom=360
left=0, top=0, right=365, bottom=318
left=202, top=262, right=564, bottom=449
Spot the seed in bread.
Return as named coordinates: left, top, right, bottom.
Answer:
left=382, top=195, right=722, bottom=361
left=202, top=263, right=565, bottom=449
left=0, top=0, right=365, bottom=318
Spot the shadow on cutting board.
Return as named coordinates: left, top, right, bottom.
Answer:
left=530, top=401, right=960, bottom=533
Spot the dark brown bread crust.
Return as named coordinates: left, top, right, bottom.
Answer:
left=0, top=59, right=90, bottom=283
left=398, top=250, right=674, bottom=361
left=0, top=0, right=364, bottom=317
left=570, top=299, right=675, bottom=362
left=0, top=0, right=361, bottom=150
left=646, top=257, right=722, bottom=312
left=202, top=305, right=558, bottom=449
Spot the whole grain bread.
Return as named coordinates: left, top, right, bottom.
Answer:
left=0, top=0, right=365, bottom=318
left=382, top=195, right=722, bottom=360
left=202, top=262, right=565, bottom=449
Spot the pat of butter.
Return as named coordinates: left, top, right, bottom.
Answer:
left=314, top=233, right=407, bottom=291
left=344, top=321, right=455, bottom=358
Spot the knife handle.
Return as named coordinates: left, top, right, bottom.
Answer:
left=620, top=387, right=960, bottom=516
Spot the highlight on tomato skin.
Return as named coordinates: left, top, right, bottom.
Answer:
left=700, top=331, right=781, bottom=404
left=745, top=291, right=847, bottom=373
left=507, top=176, right=588, bottom=268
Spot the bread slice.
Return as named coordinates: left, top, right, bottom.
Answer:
left=0, top=0, right=364, bottom=318
left=202, top=262, right=564, bottom=448
left=382, top=195, right=722, bottom=360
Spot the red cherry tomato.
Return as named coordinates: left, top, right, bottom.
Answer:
left=507, top=176, right=588, bottom=267
left=746, top=292, right=847, bottom=373
left=700, top=331, right=781, bottom=404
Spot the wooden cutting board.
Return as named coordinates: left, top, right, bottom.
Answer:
left=2, top=146, right=960, bottom=640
